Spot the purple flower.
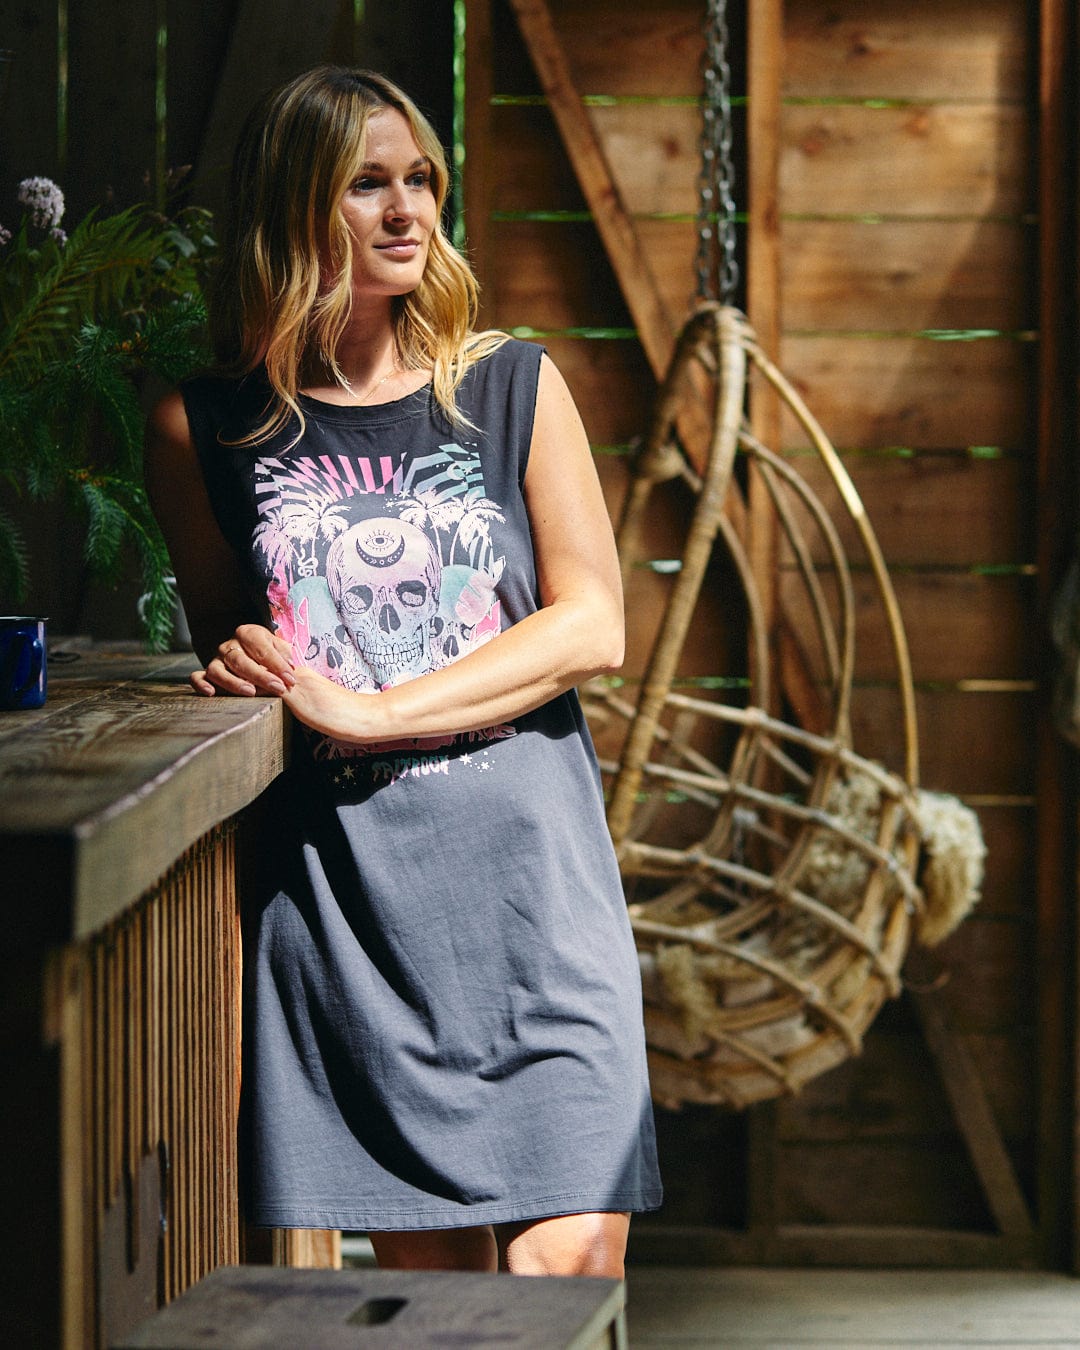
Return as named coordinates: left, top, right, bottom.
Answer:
left=0, top=224, right=10, bottom=246
left=16, top=176, right=65, bottom=231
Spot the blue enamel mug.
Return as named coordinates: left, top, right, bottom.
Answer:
left=0, top=615, right=47, bottom=710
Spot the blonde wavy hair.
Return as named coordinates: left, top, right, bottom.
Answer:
left=209, top=66, right=507, bottom=441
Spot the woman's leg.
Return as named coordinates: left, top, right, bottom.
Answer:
left=368, top=1225, right=498, bottom=1271
left=497, top=1212, right=630, bottom=1277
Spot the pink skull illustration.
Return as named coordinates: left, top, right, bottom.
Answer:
left=325, top=517, right=441, bottom=688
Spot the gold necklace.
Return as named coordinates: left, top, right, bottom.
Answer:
left=344, top=359, right=400, bottom=404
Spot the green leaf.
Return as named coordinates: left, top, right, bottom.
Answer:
left=0, top=505, right=30, bottom=603
left=79, top=477, right=128, bottom=577
left=0, top=207, right=160, bottom=381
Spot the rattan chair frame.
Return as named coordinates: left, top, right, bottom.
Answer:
left=585, top=303, right=926, bottom=1108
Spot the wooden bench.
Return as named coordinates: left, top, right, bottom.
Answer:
left=111, top=1264, right=629, bottom=1349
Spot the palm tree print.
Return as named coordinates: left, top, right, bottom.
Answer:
left=451, top=490, right=505, bottom=570
left=276, top=495, right=352, bottom=578
left=394, top=488, right=463, bottom=557
left=253, top=506, right=298, bottom=587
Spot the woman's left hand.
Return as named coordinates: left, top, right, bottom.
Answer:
left=280, top=666, right=377, bottom=743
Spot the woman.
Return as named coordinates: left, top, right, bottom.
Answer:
left=146, top=66, right=661, bottom=1276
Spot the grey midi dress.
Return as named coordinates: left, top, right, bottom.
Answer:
left=182, top=339, right=662, bottom=1230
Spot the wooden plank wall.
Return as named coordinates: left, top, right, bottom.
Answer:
left=775, top=0, right=1042, bottom=1255
left=464, top=0, right=1062, bottom=1264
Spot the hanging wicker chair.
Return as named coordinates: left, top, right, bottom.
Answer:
left=583, top=303, right=984, bottom=1110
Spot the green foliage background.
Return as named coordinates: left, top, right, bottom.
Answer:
left=0, top=192, right=215, bottom=649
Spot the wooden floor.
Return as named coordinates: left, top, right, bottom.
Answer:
left=623, top=1267, right=1080, bottom=1348
left=342, top=1240, right=1080, bottom=1346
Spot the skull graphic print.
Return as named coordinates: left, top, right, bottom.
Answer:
left=252, top=444, right=507, bottom=751
left=327, top=517, right=441, bottom=688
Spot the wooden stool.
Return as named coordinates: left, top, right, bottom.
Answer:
left=111, top=1264, right=629, bottom=1348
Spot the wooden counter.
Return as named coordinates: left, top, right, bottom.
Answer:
left=1, top=646, right=288, bottom=1350
left=0, top=647, right=286, bottom=946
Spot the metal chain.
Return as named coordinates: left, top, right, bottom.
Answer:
left=694, top=0, right=739, bottom=305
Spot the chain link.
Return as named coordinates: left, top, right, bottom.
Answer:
left=694, top=0, right=739, bottom=306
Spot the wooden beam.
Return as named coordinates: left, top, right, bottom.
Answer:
left=1036, top=0, right=1079, bottom=1272
left=909, top=988, right=1035, bottom=1242
left=505, top=0, right=678, bottom=379
left=746, top=0, right=784, bottom=666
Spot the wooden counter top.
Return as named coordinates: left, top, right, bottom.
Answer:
left=0, top=645, right=287, bottom=946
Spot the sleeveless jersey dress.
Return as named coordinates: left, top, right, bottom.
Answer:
left=182, top=339, right=662, bottom=1230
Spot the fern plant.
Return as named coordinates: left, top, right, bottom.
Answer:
left=0, top=179, right=215, bottom=649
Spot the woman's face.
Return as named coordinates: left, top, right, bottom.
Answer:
left=337, top=106, right=438, bottom=302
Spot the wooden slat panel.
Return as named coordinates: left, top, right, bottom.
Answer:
left=778, top=1138, right=993, bottom=1228
left=492, top=0, right=708, bottom=99
left=506, top=0, right=682, bottom=382
left=784, top=0, right=1033, bottom=102
left=492, top=103, right=1032, bottom=220
left=781, top=104, right=1034, bottom=219
left=165, top=0, right=239, bottom=178
left=489, top=221, right=634, bottom=329
left=849, top=688, right=1037, bottom=795
left=778, top=335, right=1036, bottom=450
left=787, top=455, right=1036, bottom=566
left=0, top=4, right=60, bottom=198
left=545, top=0, right=705, bottom=97
left=67, top=0, right=159, bottom=215
left=592, top=103, right=743, bottom=218
left=191, top=0, right=343, bottom=212
left=782, top=220, right=1037, bottom=332
left=954, top=805, right=1035, bottom=922
left=94, top=832, right=244, bottom=1336
left=778, top=570, right=1036, bottom=681
left=776, top=1025, right=1034, bottom=1145
left=927, top=917, right=1035, bottom=1035
left=542, top=336, right=655, bottom=445
left=465, top=0, right=497, bottom=311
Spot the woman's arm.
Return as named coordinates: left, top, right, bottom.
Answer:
left=280, top=352, right=624, bottom=742
left=144, top=390, right=297, bottom=696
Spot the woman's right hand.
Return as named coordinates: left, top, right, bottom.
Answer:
left=145, top=392, right=296, bottom=702
left=191, top=623, right=298, bottom=698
